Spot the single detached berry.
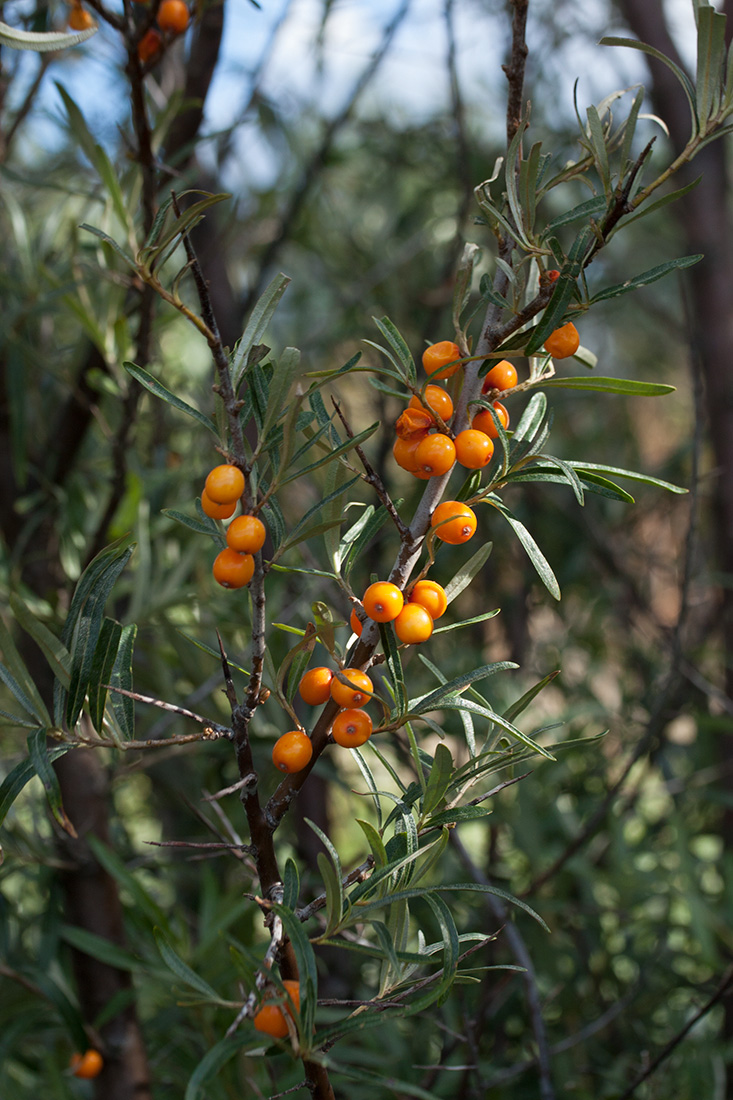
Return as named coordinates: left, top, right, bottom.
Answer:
left=422, top=340, right=462, bottom=380
left=157, top=0, right=190, bottom=34
left=409, top=385, right=454, bottom=422
left=272, top=730, right=313, bottom=773
left=482, top=360, right=518, bottom=393
left=69, top=1050, right=104, bottom=1080
left=362, top=581, right=404, bottom=623
left=330, top=669, right=373, bottom=708
left=212, top=548, right=254, bottom=588
left=544, top=322, right=580, bottom=359
left=205, top=464, right=244, bottom=504
left=394, top=603, right=434, bottom=645
left=430, top=501, right=477, bottom=545
left=253, top=980, right=301, bottom=1038
left=299, top=667, right=334, bottom=706
left=409, top=579, right=448, bottom=620
left=331, top=708, right=373, bottom=747
left=226, top=514, right=266, bottom=554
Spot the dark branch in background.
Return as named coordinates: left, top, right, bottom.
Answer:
left=615, top=966, right=733, bottom=1100
left=0, top=54, right=52, bottom=161
left=241, top=0, right=413, bottom=315
left=503, top=0, right=529, bottom=143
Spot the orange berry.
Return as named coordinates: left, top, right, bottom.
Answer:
left=205, top=464, right=245, bottom=504
left=409, top=579, right=447, bottom=620
left=454, top=429, right=494, bottom=469
left=330, top=669, right=373, bottom=708
left=393, top=433, right=429, bottom=473
left=350, top=607, right=364, bottom=636
left=482, top=360, right=518, bottom=393
left=212, top=548, right=254, bottom=588
left=253, top=980, right=300, bottom=1038
left=226, top=514, right=266, bottom=554
left=272, top=730, right=313, bottom=773
left=157, top=0, right=190, bottom=34
left=394, top=603, right=434, bottom=645
left=332, top=708, right=373, bottom=747
left=544, top=321, right=580, bottom=359
left=395, top=407, right=435, bottom=438
left=472, top=401, right=509, bottom=438
left=299, top=667, right=334, bottom=706
left=362, top=581, right=404, bottom=623
left=409, top=385, right=454, bottom=422
left=422, top=341, right=462, bottom=380
left=414, top=433, right=456, bottom=477
left=70, top=1050, right=104, bottom=1080
left=200, top=490, right=236, bottom=520
left=68, top=5, right=95, bottom=30
left=137, top=28, right=162, bottom=62
left=546, top=269, right=560, bottom=283
left=430, top=501, right=477, bottom=545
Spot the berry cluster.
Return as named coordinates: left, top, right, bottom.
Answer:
left=202, top=464, right=266, bottom=589
left=136, top=0, right=191, bottom=64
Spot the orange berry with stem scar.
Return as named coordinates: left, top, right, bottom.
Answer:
left=409, top=385, right=454, bottom=422
left=299, top=667, right=334, bottom=706
left=157, top=0, right=190, bottom=34
left=272, top=730, right=313, bottom=773
left=205, top=464, right=244, bottom=504
left=362, top=581, right=404, bottom=623
left=454, top=429, right=494, bottom=469
left=430, top=501, right=477, bottom=544
left=422, top=340, right=462, bottom=380
left=212, top=548, right=254, bottom=588
left=482, top=360, right=517, bottom=393
left=226, top=514, right=266, bottom=554
left=414, top=433, right=456, bottom=477
left=70, top=1050, right=103, bottom=1079
left=330, top=669, right=373, bottom=708
left=394, top=603, right=434, bottom=645
left=409, top=579, right=447, bottom=620
left=544, top=322, right=579, bottom=359
left=200, top=490, right=236, bottom=520
left=253, top=980, right=301, bottom=1038
left=332, top=708, right=373, bottom=747
left=472, top=401, right=509, bottom=438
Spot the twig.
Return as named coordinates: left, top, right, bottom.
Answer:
left=616, top=966, right=733, bottom=1100
left=331, top=398, right=409, bottom=539
left=102, top=683, right=233, bottom=738
left=145, top=840, right=254, bottom=852
left=503, top=0, right=529, bottom=144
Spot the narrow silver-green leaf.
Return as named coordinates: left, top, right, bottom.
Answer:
left=124, top=362, right=217, bottom=435
left=486, top=499, right=560, bottom=600
left=422, top=743, right=454, bottom=817
left=539, top=376, right=675, bottom=396
left=154, top=929, right=225, bottom=1003
left=262, top=346, right=301, bottom=436
left=9, top=593, right=70, bottom=688
left=0, top=746, right=69, bottom=827
left=0, top=21, right=96, bottom=51
left=88, top=618, right=122, bottom=732
left=27, top=728, right=76, bottom=836
left=232, top=273, right=291, bottom=390
left=590, top=255, right=703, bottom=303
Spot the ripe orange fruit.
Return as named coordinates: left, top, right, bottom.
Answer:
left=394, top=603, right=433, bottom=644
left=331, top=708, right=373, bottom=747
left=471, top=401, right=509, bottom=438
left=482, top=360, right=518, bottom=393
left=201, top=490, right=236, bottom=520
left=253, top=980, right=300, bottom=1038
left=299, top=667, right=334, bottom=706
left=350, top=607, right=364, bottom=636
left=362, top=581, right=404, bottom=623
left=393, top=433, right=429, bottom=473
left=414, top=433, right=456, bottom=477
left=546, top=269, right=560, bottom=283
left=409, top=385, right=454, bottom=422
left=226, top=514, right=266, bottom=554
left=409, top=579, right=447, bottom=620
left=137, top=28, right=162, bottom=62
left=272, top=730, right=313, bottom=773
left=330, top=669, right=373, bottom=708
left=395, top=407, right=435, bottom=438
left=422, top=341, right=462, bottom=380
left=454, top=429, right=494, bottom=469
left=430, top=501, right=477, bottom=544
left=68, top=5, right=94, bottom=30
left=205, top=464, right=245, bottom=504
left=544, top=322, right=579, bottom=359
left=70, top=1050, right=103, bottom=1079
left=157, top=0, right=190, bottom=34
left=212, top=548, right=254, bottom=588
